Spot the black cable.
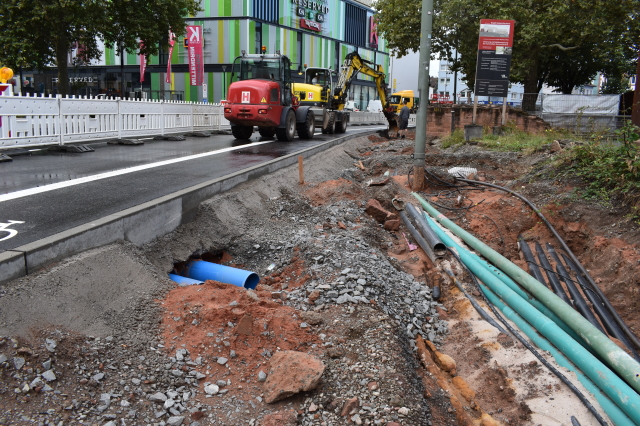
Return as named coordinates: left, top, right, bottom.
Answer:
left=424, top=167, right=461, bottom=187
left=466, top=210, right=505, bottom=250
left=447, top=249, right=610, bottom=426
left=457, top=177, right=640, bottom=352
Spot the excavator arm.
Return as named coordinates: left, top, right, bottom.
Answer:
left=333, top=52, right=398, bottom=135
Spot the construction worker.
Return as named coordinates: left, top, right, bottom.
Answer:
left=398, top=99, right=410, bottom=139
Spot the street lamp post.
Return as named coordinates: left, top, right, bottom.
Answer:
left=222, top=65, right=227, bottom=100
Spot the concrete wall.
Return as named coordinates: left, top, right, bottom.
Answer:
left=426, top=105, right=548, bottom=137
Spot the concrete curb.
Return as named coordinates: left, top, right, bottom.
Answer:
left=0, top=131, right=376, bottom=285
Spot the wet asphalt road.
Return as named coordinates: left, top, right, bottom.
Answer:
left=0, top=126, right=383, bottom=252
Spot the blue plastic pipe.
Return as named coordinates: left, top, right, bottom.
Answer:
left=168, top=274, right=204, bottom=287
left=482, top=284, right=635, bottom=426
left=184, top=260, right=260, bottom=289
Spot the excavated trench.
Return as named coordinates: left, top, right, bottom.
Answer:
left=1, top=131, right=640, bottom=426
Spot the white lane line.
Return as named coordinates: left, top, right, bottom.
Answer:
left=0, top=140, right=276, bottom=203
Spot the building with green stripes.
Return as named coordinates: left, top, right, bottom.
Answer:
left=24, top=0, right=390, bottom=110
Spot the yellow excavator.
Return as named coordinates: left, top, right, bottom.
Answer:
left=293, top=52, right=398, bottom=136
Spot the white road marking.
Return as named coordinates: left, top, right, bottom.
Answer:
left=0, top=140, right=276, bottom=203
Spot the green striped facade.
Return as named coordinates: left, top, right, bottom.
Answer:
left=104, top=0, right=389, bottom=104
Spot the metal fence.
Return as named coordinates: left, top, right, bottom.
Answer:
left=515, top=93, right=630, bottom=134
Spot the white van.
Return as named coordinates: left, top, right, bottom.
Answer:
left=344, top=101, right=359, bottom=111
left=366, top=100, right=383, bottom=113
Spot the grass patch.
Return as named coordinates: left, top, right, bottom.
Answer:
left=441, top=122, right=570, bottom=153
left=441, top=128, right=465, bottom=149
left=479, top=124, right=567, bottom=153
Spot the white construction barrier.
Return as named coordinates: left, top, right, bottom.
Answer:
left=0, top=93, right=403, bottom=150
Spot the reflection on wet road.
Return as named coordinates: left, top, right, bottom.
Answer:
left=0, top=126, right=383, bottom=251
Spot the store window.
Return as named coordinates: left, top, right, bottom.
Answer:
left=255, top=22, right=262, bottom=54
left=344, top=3, right=367, bottom=47
left=253, top=0, right=279, bottom=24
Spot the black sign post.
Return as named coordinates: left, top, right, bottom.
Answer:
left=472, top=19, right=515, bottom=124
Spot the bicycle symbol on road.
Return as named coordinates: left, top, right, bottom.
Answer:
left=0, top=220, right=25, bottom=242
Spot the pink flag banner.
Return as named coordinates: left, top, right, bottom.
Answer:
left=186, top=25, right=204, bottom=86
left=139, top=42, right=147, bottom=82
left=166, top=31, right=176, bottom=84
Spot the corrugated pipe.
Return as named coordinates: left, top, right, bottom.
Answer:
left=413, top=192, right=640, bottom=397
left=457, top=177, right=640, bottom=353
left=404, top=203, right=447, bottom=257
left=417, top=205, right=640, bottom=424
left=184, top=260, right=260, bottom=289
left=482, top=284, right=634, bottom=426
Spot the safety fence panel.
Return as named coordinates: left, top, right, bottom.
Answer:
left=119, top=99, right=164, bottom=139
left=0, top=95, right=61, bottom=148
left=350, top=112, right=386, bottom=125
left=516, top=93, right=628, bottom=134
left=0, top=94, right=395, bottom=150
left=60, top=97, right=119, bottom=143
left=193, top=103, right=229, bottom=131
left=163, top=101, right=194, bottom=134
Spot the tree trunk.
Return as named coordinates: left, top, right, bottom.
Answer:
left=522, top=57, right=540, bottom=112
left=55, top=35, right=69, bottom=96
left=633, top=50, right=640, bottom=127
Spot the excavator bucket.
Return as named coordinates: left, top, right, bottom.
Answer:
left=383, top=110, right=399, bottom=139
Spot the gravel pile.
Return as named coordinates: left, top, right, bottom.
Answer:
left=0, top=134, right=451, bottom=426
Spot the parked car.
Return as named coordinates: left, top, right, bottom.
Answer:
left=344, top=101, right=360, bottom=111
left=366, top=100, right=383, bottom=113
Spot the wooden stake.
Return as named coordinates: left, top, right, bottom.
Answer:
left=298, top=155, right=304, bottom=184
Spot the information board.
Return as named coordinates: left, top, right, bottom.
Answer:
left=474, top=19, right=515, bottom=98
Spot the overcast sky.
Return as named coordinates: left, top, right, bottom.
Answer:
left=388, top=51, right=440, bottom=94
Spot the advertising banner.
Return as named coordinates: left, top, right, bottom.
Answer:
left=166, top=30, right=176, bottom=84
left=186, top=25, right=204, bottom=86
left=139, top=42, right=147, bottom=83
left=474, top=19, right=515, bottom=97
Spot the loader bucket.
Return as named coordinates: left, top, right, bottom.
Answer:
left=383, top=110, right=399, bottom=138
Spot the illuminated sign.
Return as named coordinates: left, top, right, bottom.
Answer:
left=291, top=0, right=328, bottom=14
left=369, top=16, right=378, bottom=47
left=300, top=18, right=322, bottom=32
left=292, top=0, right=326, bottom=32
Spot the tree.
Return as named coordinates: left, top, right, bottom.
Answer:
left=0, top=0, right=200, bottom=96
left=373, top=0, right=639, bottom=108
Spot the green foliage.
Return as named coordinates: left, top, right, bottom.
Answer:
left=373, top=0, right=639, bottom=96
left=0, top=0, right=201, bottom=95
left=441, top=128, right=465, bottom=148
left=478, top=127, right=558, bottom=153
left=567, top=121, right=640, bottom=213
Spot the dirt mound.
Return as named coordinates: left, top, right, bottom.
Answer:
left=1, top=132, right=639, bottom=426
